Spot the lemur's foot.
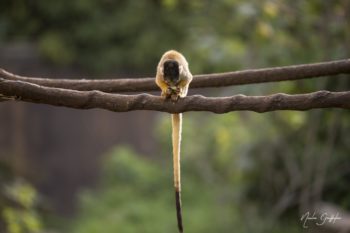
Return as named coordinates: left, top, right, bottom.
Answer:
left=161, top=88, right=173, bottom=99
left=165, top=87, right=173, bottom=96
left=163, top=87, right=181, bottom=101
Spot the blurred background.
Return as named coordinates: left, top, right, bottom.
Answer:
left=0, top=0, right=350, bottom=232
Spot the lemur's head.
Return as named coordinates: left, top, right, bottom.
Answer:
left=163, top=60, right=180, bottom=85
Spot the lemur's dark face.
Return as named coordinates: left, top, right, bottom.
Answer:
left=163, top=60, right=179, bottom=85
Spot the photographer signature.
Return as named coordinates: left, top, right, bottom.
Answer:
left=300, top=211, right=342, bottom=228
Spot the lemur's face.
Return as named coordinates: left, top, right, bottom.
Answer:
left=163, top=60, right=179, bottom=85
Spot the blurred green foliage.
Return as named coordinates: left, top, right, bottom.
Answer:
left=71, top=146, right=301, bottom=233
left=1, top=180, right=42, bottom=233
left=1, top=0, right=348, bottom=74
left=70, top=108, right=349, bottom=233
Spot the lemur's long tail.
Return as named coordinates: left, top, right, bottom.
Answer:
left=172, top=113, right=183, bottom=233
